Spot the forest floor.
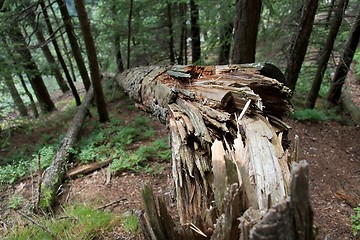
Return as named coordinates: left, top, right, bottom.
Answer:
left=1, top=76, right=360, bottom=239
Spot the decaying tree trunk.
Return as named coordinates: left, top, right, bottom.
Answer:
left=40, top=86, right=94, bottom=209
left=116, top=64, right=314, bottom=239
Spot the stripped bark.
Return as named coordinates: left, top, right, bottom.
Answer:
left=40, top=86, right=94, bottom=209
left=117, top=64, right=313, bottom=239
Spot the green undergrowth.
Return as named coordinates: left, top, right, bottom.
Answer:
left=352, top=204, right=360, bottom=237
left=73, top=114, right=171, bottom=174
left=3, top=205, right=121, bottom=240
left=0, top=99, right=170, bottom=184
left=292, top=107, right=343, bottom=122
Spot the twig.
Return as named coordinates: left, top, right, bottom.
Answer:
left=18, top=211, right=58, bottom=240
left=34, top=153, right=42, bottom=213
left=96, top=198, right=127, bottom=210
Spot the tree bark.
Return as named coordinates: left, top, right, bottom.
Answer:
left=57, top=0, right=91, bottom=91
left=116, top=65, right=314, bottom=239
left=40, top=0, right=81, bottom=106
left=74, top=0, right=109, bottom=123
left=190, top=0, right=201, bottom=63
left=285, top=0, right=319, bottom=91
left=40, top=85, right=94, bottom=209
left=232, top=0, right=262, bottom=64
left=327, top=8, right=360, bottom=104
left=9, top=28, right=56, bottom=113
left=306, top=0, right=348, bottom=109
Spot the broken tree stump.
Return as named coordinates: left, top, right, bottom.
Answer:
left=116, top=64, right=314, bottom=239
left=40, top=86, right=94, bottom=210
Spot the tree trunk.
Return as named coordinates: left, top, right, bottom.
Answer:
left=166, top=1, right=175, bottom=64
left=29, top=15, right=70, bottom=94
left=40, top=85, right=94, bottom=209
left=114, top=33, right=125, bottom=73
left=232, top=0, right=262, bottom=64
left=3, top=71, right=28, bottom=117
left=115, top=64, right=313, bottom=239
left=9, top=28, right=56, bottom=113
left=127, top=0, right=134, bottom=69
left=40, top=0, right=81, bottom=106
left=18, top=74, right=39, bottom=118
left=327, top=8, right=360, bottom=104
left=218, top=21, right=233, bottom=65
left=306, top=0, right=348, bottom=109
left=57, top=0, right=91, bottom=91
left=178, top=2, right=187, bottom=65
left=285, top=0, right=319, bottom=91
left=48, top=0, right=78, bottom=83
left=190, top=0, right=201, bottom=63
left=75, top=0, right=109, bottom=123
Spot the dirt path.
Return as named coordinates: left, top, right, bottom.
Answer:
left=288, top=119, right=360, bottom=239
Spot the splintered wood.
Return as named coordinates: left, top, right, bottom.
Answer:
left=117, top=65, right=313, bottom=239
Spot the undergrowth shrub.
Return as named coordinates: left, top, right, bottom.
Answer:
left=4, top=205, right=118, bottom=240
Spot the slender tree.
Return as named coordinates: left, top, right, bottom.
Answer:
left=178, top=2, right=187, bottom=65
left=47, top=0, right=78, bottom=83
left=306, top=0, right=349, bottom=109
left=232, top=0, right=262, bottom=64
left=1, top=68, right=28, bottom=117
left=218, top=20, right=233, bottom=65
left=328, top=8, right=360, bottom=104
left=8, top=28, right=55, bottom=113
left=190, top=0, right=201, bottom=63
left=285, top=0, right=319, bottom=91
left=57, top=0, right=91, bottom=91
left=18, top=74, right=39, bottom=117
left=127, top=0, right=133, bottom=69
left=166, top=1, right=175, bottom=64
left=28, top=11, right=70, bottom=93
left=39, top=0, right=81, bottom=106
left=74, top=0, right=109, bottom=122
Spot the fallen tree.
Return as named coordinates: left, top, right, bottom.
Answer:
left=116, top=64, right=314, bottom=239
left=39, top=86, right=94, bottom=210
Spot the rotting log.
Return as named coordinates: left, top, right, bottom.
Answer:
left=116, top=64, right=314, bottom=239
left=40, top=86, right=94, bottom=210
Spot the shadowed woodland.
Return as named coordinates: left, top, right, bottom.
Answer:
left=0, top=0, right=359, bottom=239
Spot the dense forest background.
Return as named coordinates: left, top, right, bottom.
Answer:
left=0, top=0, right=359, bottom=122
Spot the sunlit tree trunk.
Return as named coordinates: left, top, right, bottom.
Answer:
left=232, top=0, right=262, bottom=64
left=57, top=0, right=91, bottom=91
left=284, top=0, right=318, bottom=91
left=190, top=0, right=201, bottom=63
left=74, top=0, right=109, bottom=123
left=328, top=9, right=360, bottom=104
left=306, top=0, right=348, bottom=109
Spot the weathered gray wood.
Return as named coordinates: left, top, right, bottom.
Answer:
left=115, top=65, right=312, bottom=239
left=40, top=86, right=94, bottom=209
